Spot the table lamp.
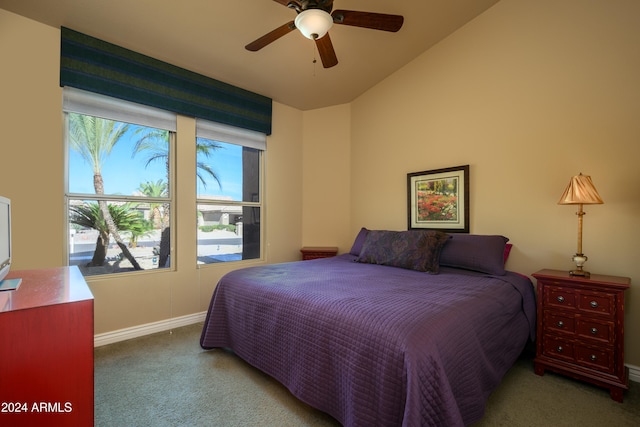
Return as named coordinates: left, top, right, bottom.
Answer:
left=558, top=173, right=603, bottom=278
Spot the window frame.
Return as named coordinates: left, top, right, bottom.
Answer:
left=195, top=119, right=266, bottom=267
left=63, top=88, right=177, bottom=277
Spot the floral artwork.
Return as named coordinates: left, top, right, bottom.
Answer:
left=416, top=181, right=458, bottom=222
left=407, top=165, right=469, bottom=233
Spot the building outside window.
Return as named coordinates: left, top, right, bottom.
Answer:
left=196, top=119, right=264, bottom=264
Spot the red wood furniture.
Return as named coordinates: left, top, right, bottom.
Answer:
left=532, top=269, right=629, bottom=402
left=300, top=246, right=339, bottom=261
left=0, top=266, right=94, bottom=426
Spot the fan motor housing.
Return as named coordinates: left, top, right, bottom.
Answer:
left=293, top=1, right=334, bottom=14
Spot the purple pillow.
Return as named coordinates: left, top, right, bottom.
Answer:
left=355, top=230, right=450, bottom=273
left=439, top=234, right=509, bottom=275
left=349, top=227, right=369, bottom=256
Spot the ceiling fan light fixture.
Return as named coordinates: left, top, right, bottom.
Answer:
left=294, top=9, right=333, bottom=40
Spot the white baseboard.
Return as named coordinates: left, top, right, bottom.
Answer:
left=628, top=363, right=640, bottom=383
left=94, top=311, right=207, bottom=347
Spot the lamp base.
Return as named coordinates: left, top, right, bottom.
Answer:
left=570, top=253, right=590, bottom=278
left=569, top=269, right=590, bottom=278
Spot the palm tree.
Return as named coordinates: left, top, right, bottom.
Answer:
left=137, top=180, right=168, bottom=228
left=68, top=113, right=142, bottom=270
left=132, top=132, right=223, bottom=267
left=195, top=139, right=224, bottom=189
left=127, top=217, right=154, bottom=249
left=70, top=202, right=149, bottom=267
left=70, top=203, right=109, bottom=267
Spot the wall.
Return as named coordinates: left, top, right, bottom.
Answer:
left=350, top=0, right=640, bottom=366
left=0, top=8, right=63, bottom=270
left=0, top=8, right=305, bottom=334
left=301, top=104, right=353, bottom=251
left=265, top=102, right=305, bottom=265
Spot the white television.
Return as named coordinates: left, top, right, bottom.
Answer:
left=0, top=196, right=11, bottom=283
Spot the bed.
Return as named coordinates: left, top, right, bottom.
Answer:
left=200, top=230, right=536, bottom=426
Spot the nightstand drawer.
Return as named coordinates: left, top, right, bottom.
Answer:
left=543, top=310, right=575, bottom=335
left=576, top=318, right=614, bottom=344
left=545, top=286, right=577, bottom=309
left=578, top=292, right=614, bottom=316
left=542, top=336, right=575, bottom=362
left=575, top=344, right=614, bottom=374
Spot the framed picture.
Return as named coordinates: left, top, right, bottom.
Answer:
left=407, top=165, right=469, bottom=233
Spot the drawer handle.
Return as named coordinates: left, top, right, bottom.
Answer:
left=590, top=354, right=597, bottom=361
left=557, top=296, right=565, bottom=303
left=591, top=327, right=598, bottom=335
left=557, top=321, right=564, bottom=327
left=590, top=301, right=599, bottom=308
left=556, top=346, right=563, bottom=353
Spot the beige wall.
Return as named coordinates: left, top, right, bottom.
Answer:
left=265, top=102, right=304, bottom=265
left=301, top=104, right=352, bottom=250
left=2, top=0, right=640, bottom=369
left=1, top=9, right=64, bottom=270
left=0, top=8, right=304, bottom=333
left=349, top=0, right=640, bottom=366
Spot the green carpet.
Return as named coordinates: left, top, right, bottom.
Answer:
left=94, top=323, right=640, bottom=426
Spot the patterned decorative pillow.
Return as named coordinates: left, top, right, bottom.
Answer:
left=421, top=231, right=453, bottom=273
left=355, top=230, right=450, bottom=273
left=439, top=234, right=510, bottom=275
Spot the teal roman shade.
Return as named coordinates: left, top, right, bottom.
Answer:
left=60, top=27, right=272, bottom=135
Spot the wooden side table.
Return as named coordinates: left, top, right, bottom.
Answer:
left=300, top=246, right=338, bottom=261
left=532, top=269, right=630, bottom=402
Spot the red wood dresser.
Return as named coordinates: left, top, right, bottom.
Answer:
left=0, top=266, right=94, bottom=426
left=532, top=269, right=629, bottom=402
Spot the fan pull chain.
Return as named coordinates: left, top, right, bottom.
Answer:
left=311, top=40, right=317, bottom=77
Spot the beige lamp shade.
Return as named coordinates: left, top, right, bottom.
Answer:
left=558, top=173, right=604, bottom=205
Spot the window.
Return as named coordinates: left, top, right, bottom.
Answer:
left=196, top=119, right=265, bottom=264
left=64, top=89, right=176, bottom=276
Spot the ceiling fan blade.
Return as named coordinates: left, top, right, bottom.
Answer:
left=331, top=10, right=404, bottom=32
left=245, top=21, right=296, bottom=51
left=315, top=33, right=338, bottom=68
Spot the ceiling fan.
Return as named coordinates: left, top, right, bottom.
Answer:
left=245, top=0, right=404, bottom=68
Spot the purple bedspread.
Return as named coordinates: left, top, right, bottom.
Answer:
left=200, top=254, right=536, bottom=426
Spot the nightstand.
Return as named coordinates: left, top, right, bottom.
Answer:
left=300, top=246, right=338, bottom=261
left=532, top=269, right=630, bottom=402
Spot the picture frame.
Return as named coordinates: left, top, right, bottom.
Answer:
left=407, top=165, right=469, bottom=233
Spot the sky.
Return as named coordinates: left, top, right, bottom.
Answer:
left=68, top=125, right=243, bottom=201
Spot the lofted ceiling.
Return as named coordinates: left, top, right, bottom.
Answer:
left=0, top=0, right=499, bottom=111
